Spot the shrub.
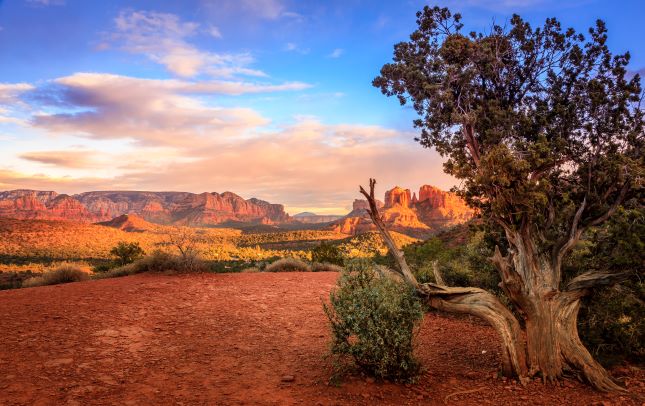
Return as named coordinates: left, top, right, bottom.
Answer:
left=324, top=259, right=423, bottom=382
left=241, top=266, right=260, bottom=273
left=312, top=262, right=343, bottom=273
left=22, top=264, right=90, bottom=288
left=110, top=241, right=145, bottom=266
left=265, top=257, right=311, bottom=272
left=311, top=242, right=345, bottom=266
left=95, top=250, right=209, bottom=279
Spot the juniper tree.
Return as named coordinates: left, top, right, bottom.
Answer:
left=369, top=6, right=643, bottom=391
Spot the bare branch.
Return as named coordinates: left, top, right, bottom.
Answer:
left=566, top=270, right=632, bottom=292
left=431, top=260, right=446, bottom=286
left=359, top=178, right=419, bottom=289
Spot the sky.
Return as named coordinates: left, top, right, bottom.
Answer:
left=0, top=0, right=643, bottom=215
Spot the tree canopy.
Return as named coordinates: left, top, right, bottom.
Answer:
left=373, top=6, right=644, bottom=275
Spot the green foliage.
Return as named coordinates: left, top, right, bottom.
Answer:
left=403, top=231, right=501, bottom=293
left=22, top=264, right=89, bottom=288
left=374, top=4, right=643, bottom=272
left=110, top=241, right=145, bottom=266
left=324, top=259, right=423, bottom=382
left=311, top=241, right=345, bottom=266
left=564, top=207, right=645, bottom=365
left=265, top=257, right=311, bottom=272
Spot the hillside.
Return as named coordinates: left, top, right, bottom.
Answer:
left=0, top=190, right=289, bottom=226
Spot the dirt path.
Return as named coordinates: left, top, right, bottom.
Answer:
left=0, top=272, right=642, bottom=405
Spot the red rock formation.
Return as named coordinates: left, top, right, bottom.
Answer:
left=384, top=186, right=411, bottom=208
left=0, top=189, right=289, bottom=226
left=98, top=214, right=157, bottom=232
left=331, top=184, right=474, bottom=237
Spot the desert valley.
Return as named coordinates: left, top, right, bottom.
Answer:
left=1, top=1, right=643, bottom=405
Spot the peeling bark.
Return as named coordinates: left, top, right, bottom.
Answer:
left=358, top=178, right=627, bottom=392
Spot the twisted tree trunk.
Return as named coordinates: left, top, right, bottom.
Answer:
left=359, top=178, right=625, bottom=392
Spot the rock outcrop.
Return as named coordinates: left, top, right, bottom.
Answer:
left=330, top=184, right=474, bottom=237
left=0, top=189, right=289, bottom=226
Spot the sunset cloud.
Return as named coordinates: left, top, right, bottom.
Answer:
left=29, top=73, right=310, bottom=147
left=19, top=150, right=100, bottom=169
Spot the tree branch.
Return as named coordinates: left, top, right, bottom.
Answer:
left=359, top=178, right=419, bottom=289
left=359, top=178, right=528, bottom=380
left=566, top=270, right=632, bottom=293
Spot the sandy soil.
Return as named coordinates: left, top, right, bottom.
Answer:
left=0, top=272, right=642, bottom=405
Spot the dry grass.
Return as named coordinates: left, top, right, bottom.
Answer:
left=22, top=264, right=90, bottom=288
left=265, top=258, right=311, bottom=272
left=312, top=262, right=344, bottom=272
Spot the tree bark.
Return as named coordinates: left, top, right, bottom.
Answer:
left=359, top=178, right=626, bottom=392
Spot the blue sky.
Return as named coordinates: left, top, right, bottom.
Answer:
left=0, top=0, right=643, bottom=214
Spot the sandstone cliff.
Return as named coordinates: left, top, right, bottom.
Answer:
left=0, top=190, right=289, bottom=226
left=330, top=185, right=474, bottom=237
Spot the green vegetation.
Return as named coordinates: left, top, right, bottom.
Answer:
left=324, top=259, right=423, bottom=382
left=110, top=241, right=145, bottom=266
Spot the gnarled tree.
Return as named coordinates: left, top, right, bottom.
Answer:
left=370, top=6, right=643, bottom=391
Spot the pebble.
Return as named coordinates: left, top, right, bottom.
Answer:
left=281, top=375, right=295, bottom=383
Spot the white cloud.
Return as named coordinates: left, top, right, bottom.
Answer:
left=26, top=0, right=65, bottom=6
left=111, top=10, right=264, bottom=78
left=207, top=25, right=222, bottom=39
left=284, top=42, right=309, bottom=54
left=328, top=48, right=344, bottom=58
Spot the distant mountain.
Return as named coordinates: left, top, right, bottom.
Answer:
left=0, top=189, right=289, bottom=226
left=330, top=185, right=474, bottom=238
left=291, top=212, right=344, bottom=224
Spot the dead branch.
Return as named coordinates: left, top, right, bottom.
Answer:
left=359, top=178, right=528, bottom=380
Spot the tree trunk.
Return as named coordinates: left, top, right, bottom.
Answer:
left=522, top=291, right=624, bottom=391
left=359, top=178, right=624, bottom=392
left=497, top=242, right=625, bottom=392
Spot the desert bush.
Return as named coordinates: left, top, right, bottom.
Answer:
left=110, top=241, right=145, bottom=266
left=311, top=262, right=343, bottom=272
left=311, top=242, right=345, bottom=266
left=265, top=257, right=311, bottom=272
left=240, top=267, right=260, bottom=273
left=0, top=271, right=36, bottom=290
left=324, top=259, right=423, bottom=382
left=22, top=264, right=89, bottom=288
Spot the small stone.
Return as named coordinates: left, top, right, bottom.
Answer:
left=281, top=375, right=295, bottom=383
left=365, top=377, right=375, bottom=384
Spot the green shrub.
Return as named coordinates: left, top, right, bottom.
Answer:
left=22, top=264, right=90, bottom=288
left=312, top=262, right=343, bottom=272
left=92, top=262, right=117, bottom=273
left=110, top=241, right=145, bottom=266
left=265, top=257, right=311, bottom=272
left=324, top=259, right=423, bottom=382
left=311, top=241, right=345, bottom=266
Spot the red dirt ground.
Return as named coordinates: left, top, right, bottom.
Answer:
left=0, top=272, right=642, bottom=406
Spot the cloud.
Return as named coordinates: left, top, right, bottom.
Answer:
left=284, top=42, right=310, bottom=54
left=30, top=73, right=277, bottom=147
left=5, top=112, right=454, bottom=211
left=208, top=25, right=222, bottom=39
left=19, top=150, right=99, bottom=169
left=328, top=48, right=344, bottom=58
left=0, top=83, right=34, bottom=104
left=111, top=10, right=263, bottom=78
left=26, top=0, right=65, bottom=6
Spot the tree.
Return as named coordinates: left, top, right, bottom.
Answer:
left=110, top=241, right=145, bottom=266
left=370, top=6, right=643, bottom=391
left=165, top=227, right=202, bottom=271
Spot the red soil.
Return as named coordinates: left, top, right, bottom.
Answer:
left=0, top=272, right=642, bottom=405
